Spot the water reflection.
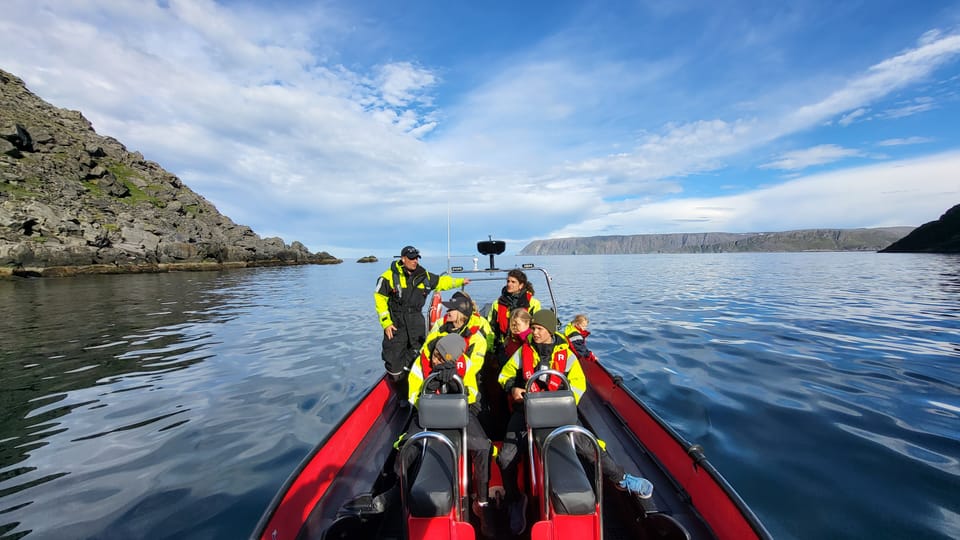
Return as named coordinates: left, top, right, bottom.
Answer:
left=0, top=254, right=958, bottom=540
left=0, top=272, right=241, bottom=482
left=0, top=265, right=386, bottom=539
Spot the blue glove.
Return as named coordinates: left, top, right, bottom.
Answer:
left=618, top=474, right=654, bottom=499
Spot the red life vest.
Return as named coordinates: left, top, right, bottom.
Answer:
left=520, top=340, right=569, bottom=392
left=417, top=324, right=480, bottom=388
left=419, top=343, right=467, bottom=386
left=504, top=328, right=531, bottom=360
left=564, top=326, right=592, bottom=360
left=495, top=291, right=534, bottom=334
left=460, top=315, right=483, bottom=340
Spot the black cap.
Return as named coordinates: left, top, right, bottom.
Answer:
left=441, top=291, right=473, bottom=317
left=400, top=245, right=420, bottom=259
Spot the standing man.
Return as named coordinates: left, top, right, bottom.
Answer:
left=375, top=245, right=470, bottom=405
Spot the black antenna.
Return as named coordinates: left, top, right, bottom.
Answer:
left=476, top=235, right=505, bottom=270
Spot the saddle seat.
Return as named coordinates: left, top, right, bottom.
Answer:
left=407, top=392, right=469, bottom=518
left=525, top=389, right=597, bottom=516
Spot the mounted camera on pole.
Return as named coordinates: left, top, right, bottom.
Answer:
left=477, top=236, right=505, bottom=270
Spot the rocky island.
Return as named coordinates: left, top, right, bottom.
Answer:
left=1, top=68, right=341, bottom=278
left=880, top=204, right=960, bottom=253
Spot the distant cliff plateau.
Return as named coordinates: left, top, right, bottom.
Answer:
left=880, top=203, right=960, bottom=253
left=519, top=227, right=916, bottom=255
left=1, top=68, right=340, bottom=278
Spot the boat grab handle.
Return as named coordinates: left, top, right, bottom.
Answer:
left=420, top=373, right=466, bottom=395
left=398, top=431, right=463, bottom=521
left=541, top=425, right=603, bottom=528
left=524, top=369, right=570, bottom=392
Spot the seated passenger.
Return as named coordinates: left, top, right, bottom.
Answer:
left=414, top=292, right=489, bottom=402
left=497, top=309, right=653, bottom=535
left=503, top=308, right=532, bottom=366
left=487, top=269, right=541, bottom=361
left=404, top=294, right=494, bottom=536
left=564, top=313, right=596, bottom=362
left=467, top=293, right=494, bottom=368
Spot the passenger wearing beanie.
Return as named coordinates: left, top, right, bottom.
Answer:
left=402, top=299, right=494, bottom=536
left=498, top=308, right=583, bottom=413
left=374, top=245, right=470, bottom=406
left=496, top=309, right=653, bottom=535
left=409, top=291, right=488, bottom=407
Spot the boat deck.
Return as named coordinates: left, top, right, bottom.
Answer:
left=292, top=386, right=716, bottom=540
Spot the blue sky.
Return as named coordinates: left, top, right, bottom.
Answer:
left=2, top=1, right=959, bottom=258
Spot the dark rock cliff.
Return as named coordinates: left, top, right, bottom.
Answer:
left=0, top=68, right=341, bottom=277
left=880, top=204, right=960, bottom=253
left=520, top=227, right=916, bottom=255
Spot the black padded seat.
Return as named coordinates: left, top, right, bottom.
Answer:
left=408, top=439, right=457, bottom=517
left=407, top=393, right=468, bottom=517
left=524, top=390, right=578, bottom=430
left=525, top=390, right=597, bottom=516
left=537, top=430, right=597, bottom=515
left=418, top=393, right=468, bottom=430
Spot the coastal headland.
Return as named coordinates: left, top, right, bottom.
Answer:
left=1, top=68, right=341, bottom=279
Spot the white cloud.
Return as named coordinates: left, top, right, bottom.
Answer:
left=549, top=151, right=960, bottom=237
left=838, top=107, right=869, bottom=126
left=784, top=33, right=960, bottom=131
left=1, top=2, right=959, bottom=257
left=759, top=144, right=866, bottom=171
left=879, top=96, right=937, bottom=119
left=877, top=136, right=934, bottom=146
left=375, top=62, right=438, bottom=108
left=522, top=31, right=960, bottom=196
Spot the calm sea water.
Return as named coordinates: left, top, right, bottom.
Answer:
left=1, top=253, right=958, bottom=540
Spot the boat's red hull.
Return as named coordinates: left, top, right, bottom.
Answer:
left=252, top=361, right=769, bottom=540
left=252, top=378, right=396, bottom=540
left=581, top=359, right=768, bottom=540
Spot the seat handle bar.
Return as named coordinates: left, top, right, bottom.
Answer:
left=541, top=424, right=603, bottom=531
left=399, top=431, right=464, bottom=522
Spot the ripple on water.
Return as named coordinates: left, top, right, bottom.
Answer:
left=2, top=255, right=958, bottom=540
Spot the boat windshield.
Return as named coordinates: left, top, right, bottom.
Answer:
left=445, top=263, right=557, bottom=317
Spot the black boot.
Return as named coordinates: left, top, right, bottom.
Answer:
left=388, top=373, right=409, bottom=408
